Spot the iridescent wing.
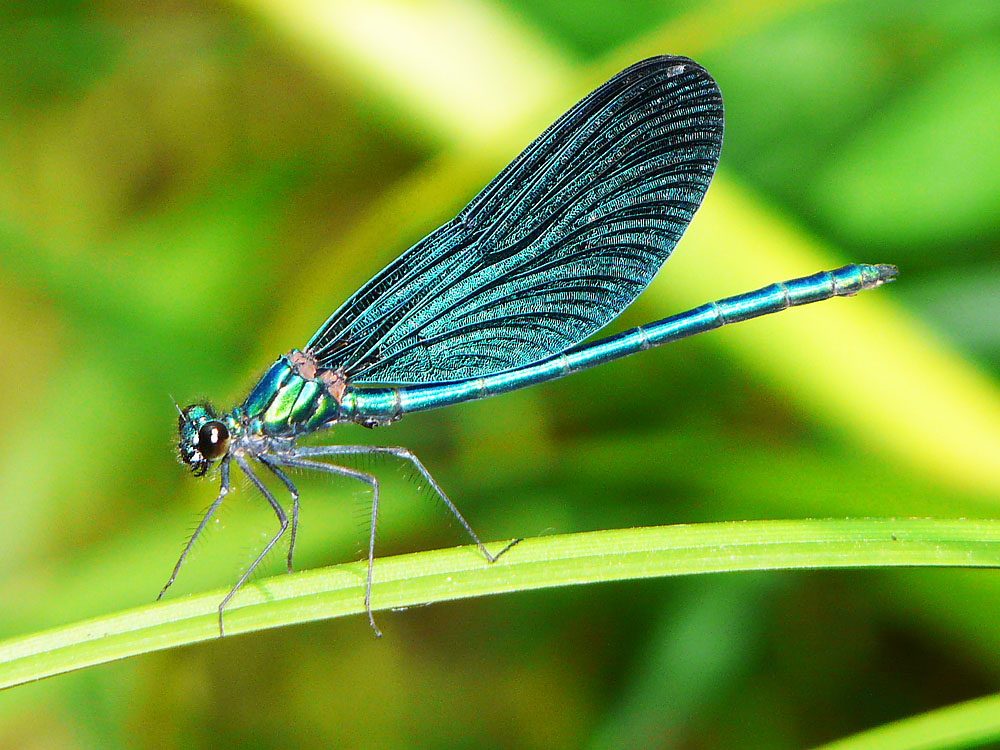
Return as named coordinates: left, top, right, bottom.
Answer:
left=306, top=55, right=723, bottom=384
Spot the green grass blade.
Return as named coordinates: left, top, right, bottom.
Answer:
left=3, top=517, right=1000, bottom=691
left=811, top=691, right=1000, bottom=750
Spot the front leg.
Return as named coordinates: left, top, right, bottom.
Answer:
left=221, top=454, right=289, bottom=636
left=158, top=456, right=231, bottom=601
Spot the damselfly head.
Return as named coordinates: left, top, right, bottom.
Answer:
left=177, top=403, right=230, bottom=477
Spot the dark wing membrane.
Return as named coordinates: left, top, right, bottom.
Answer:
left=307, top=56, right=723, bottom=384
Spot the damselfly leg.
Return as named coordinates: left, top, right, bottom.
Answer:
left=269, top=455, right=381, bottom=634
left=292, top=445, right=521, bottom=563
left=158, top=456, right=231, bottom=602
left=257, top=454, right=300, bottom=574
left=278, top=445, right=520, bottom=636
left=215, top=454, right=290, bottom=636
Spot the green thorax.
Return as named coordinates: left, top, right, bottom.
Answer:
left=241, top=356, right=343, bottom=436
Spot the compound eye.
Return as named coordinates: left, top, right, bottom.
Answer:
left=196, top=420, right=230, bottom=460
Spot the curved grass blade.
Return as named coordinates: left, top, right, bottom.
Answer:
left=811, top=691, right=1000, bottom=750
left=3, top=517, right=1000, bottom=690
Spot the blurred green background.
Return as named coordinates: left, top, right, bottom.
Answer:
left=2, top=0, right=1000, bottom=747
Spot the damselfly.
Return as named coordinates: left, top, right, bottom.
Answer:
left=164, top=56, right=896, bottom=635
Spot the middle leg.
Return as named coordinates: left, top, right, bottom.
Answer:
left=273, top=453, right=383, bottom=637
left=258, top=454, right=299, bottom=574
